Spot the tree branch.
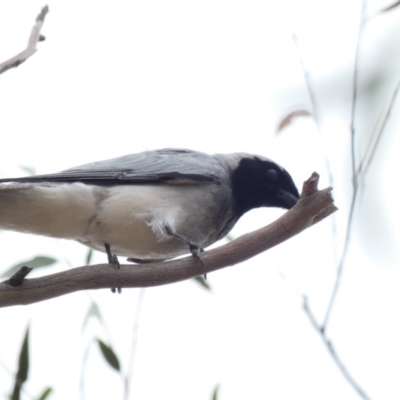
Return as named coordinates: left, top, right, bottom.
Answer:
left=0, top=172, right=337, bottom=307
left=0, top=5, right=49, bottom=75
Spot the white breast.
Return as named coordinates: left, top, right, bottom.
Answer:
left=0, top=181, right=227, bottom=260
left=83, top=184, right=212, bottom=259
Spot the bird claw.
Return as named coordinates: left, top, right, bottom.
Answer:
left=189, top=244, right=204, bottom=266
left=111, top=254, right=120, bottom=269
left=189, top=246, right=207, bottom=278
left=165, top=226, right=205, bottom=265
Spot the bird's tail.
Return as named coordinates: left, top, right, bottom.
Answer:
left=0, top=182, right=96, bottom=239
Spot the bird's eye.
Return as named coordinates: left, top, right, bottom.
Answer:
left=267, top=169, right=278, bottom=181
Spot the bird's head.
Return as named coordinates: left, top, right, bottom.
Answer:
left=231, top=155, right=300, bottom=216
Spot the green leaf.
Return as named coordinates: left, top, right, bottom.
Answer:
left=194, top=275, right=212, bottom=291
left=19, top=165, right=36, bottom=176
left=82, top=302, right=103, bottom=330
left=11, top=326, right=30, bottom=400
left=36, top=387, right=53, bottom=400
left=2, top=256, right=57, bottom=278
left=276, top=110, right=312, bottom=133
left=85, top=249, right=94, bottom=265
left=211, top=384, right=219, bottom=400
left=97, top=339, right=120, bottom=372
left=225, top=234, right=235, bottom=242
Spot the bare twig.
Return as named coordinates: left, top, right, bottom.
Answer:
left=304, top=297, right=373, bottom=400
left=322, top=190, right=358, bottom=332
left=350, top=0, right=367, bottom=184
left=291, top=33, right=339, bottom=291
left=358, top=79, right=400, bottom=176
left=292, top=33, right=319, bottom=123
left=0, top=5, right=49, bottom=75
left=5, top=266, right=32, bottom=287
left=292, top=33, right=335, bottom=196
left=379, top=0, right=400, bottom=13
left=322, top=0, right=367, bottom=334
left=124, top=289, right=145, bottom=400
left=0, top=173, right=336, bottom=307
left=318, top=81, right=400, bottom=399
left=323, top=2, right=400, bottom=336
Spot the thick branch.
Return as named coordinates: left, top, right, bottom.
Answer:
left=0, top=172, right=337, bottom=307
left=0, top=5, right=49, bottom=75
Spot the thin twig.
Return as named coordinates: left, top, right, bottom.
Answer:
left=350, top=0, right=367, bottom=185
left=379, top=0, right=400, bottom=13
left=0, top=5, right=49, bottom=75
left=322, top=0, right=367, bottom=334
left=292, top=32, right=338, bottom=270
left=322, top=190, right=358, bottom=331
left=323, top=3, right=400, bottom=335
left=292, top=33, right=335, bottom=189
left=292, top=33, right=319, bottom=122
left=304, top=297, right=373, bottom=400
left=358, top=79, right=400, bottom=176
left=124, top=289, right=146, bottom=400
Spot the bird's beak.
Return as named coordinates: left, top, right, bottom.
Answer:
left=278, top=189, right=299, bottom=209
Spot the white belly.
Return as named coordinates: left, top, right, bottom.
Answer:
left=0, top=182, right=229, bottom=261
left=80, top=184, right=213, bottom=259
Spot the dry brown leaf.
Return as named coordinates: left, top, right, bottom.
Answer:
left=276, top=110, right=312, bottom=133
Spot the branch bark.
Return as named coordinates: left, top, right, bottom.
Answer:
left=0, top=172, right=337, bottom=307
left=0, top=5, right=49, bottom=75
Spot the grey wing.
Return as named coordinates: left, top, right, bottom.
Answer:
left=0, top=149, right=224, bottom=185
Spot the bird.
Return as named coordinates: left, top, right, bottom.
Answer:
left=0, top=148, right=299, bottom=265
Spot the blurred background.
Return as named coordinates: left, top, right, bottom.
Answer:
left=0, top=0, right=399, bottom=399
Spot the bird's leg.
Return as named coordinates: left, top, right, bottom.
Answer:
left=104, top=243, right=121, bottom=294
left=105, top=243, right=120, bottom=267
left=165, top=227, right=204, bottom=266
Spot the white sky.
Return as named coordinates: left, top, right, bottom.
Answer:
left=1, top=0, right=400, bottom=399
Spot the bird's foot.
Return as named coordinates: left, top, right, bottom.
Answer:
left=105, top=243, right=120, bottom=268
left=165, top=226, right=205, bottom=266
left=189, top=244, right=204, bottom=266
left=189, top=246, right=207, bottom=279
